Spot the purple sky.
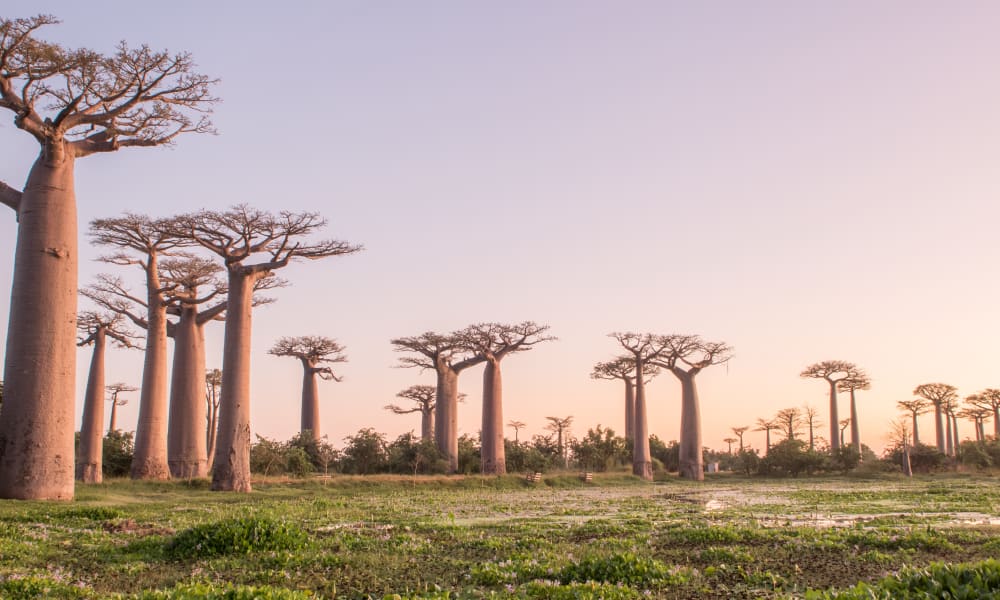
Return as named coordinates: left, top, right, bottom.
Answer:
left=1, top=2, right=998, bottom=454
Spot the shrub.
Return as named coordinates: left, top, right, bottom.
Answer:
left=804, top=560, right=1000, bottom=599
left=165, top=517, right=307, bottom=559
left=648, top=436, right=679, bottom=472
left=758, top=439, right=826, bottom=477
left=103, top=429, right=135, bottom=477
left=386, top=433, right=448, bottom=474
left=0, top=576, right=93, bottom=599
left=341, top=428, right=389, bottom=474
left=285, top=447, right=313, bottom=478
left=571, top=426, right=628, bottom=472
left=558, top=553, right=686, bottom=586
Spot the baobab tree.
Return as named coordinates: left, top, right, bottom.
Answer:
left=774, top=408, right=804, bottom=441
left=176, top=206, right=360, bottom=492
left=967, top=389, right=1000, bottom=439
left=887, top=418, right=913, bottom=477
left=839, top=418, right=851, bottom=448
left=269, top=336, right=347, bottom=442
left=723, top=437, right=737, bottom=454
left=392, top=331, right=485, bottom=472
left=943, top=396, right=960, bottom=456
left=897, top=398, right=931, bottom=446
left=913, top=383, right=958, bottom=454
left=507, top=420, right=526, bottom=443
left=754, top=418, right=778, bottom=454
left=958, top=404, right=991, bottom=442
left=802, top=405, right=822, bottom=450
left=731, top=426, right=749, bottom=452
left=461, top=322, right=556, bottom=475
left=800, top=360, right=860, bottom=452
left=649, top=334, right=733, bottom=481
left=545, top=416, right=574, bottom=469
left=107, top=383, right=137, bottom=433
left=610, top=333, right=670, bottom=480
left=205, top=369, right=222, bottom=467
left=838, top=370, right=871, bottom=451
left=76, top=312, right=137, bottom=483
left=0, top=15, right=217, bottom=500
left=384, top=385, right=437, bottom=442
left=590, top=356, right=658, bottom=441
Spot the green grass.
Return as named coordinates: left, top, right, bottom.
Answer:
left=0, top=473, right=998, bottom=598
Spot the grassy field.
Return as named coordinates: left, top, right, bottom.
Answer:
left=0, top=472, right=999, bottom=598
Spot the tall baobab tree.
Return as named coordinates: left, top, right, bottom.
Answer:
left=802, top=405, right=822, bottom=450
left=731, top=426, right=749, bottom=452
left=723, top=437, right=737, bottom=454
left=774, top=408, right=804, bottom=441
left=205, top=369, right=222, bottom=467
left=545, top=416, right=574, bottom=469
left=107, top=383, right=137, bottom=433
left=88, top=214, right=191, bottom=480
left=966, top=389, right=1000, bottom=439
left=176, top=207, right=360, bottom=492
left=590, top=356, right=658, bottom=441
left=610, top=333, right=669, bottom=480
left=385, top=385, right=437, bottom=442
left=392, top=331, right=485, bottom=472
left=754, top=418, right=778, bottom=454
left=507, top=420, right=526, bottom=443
left=943, top=396, right=960, bottom=456
left=897, top=398, right=931, bottom=446
left=958, top=404, right=991, bottom=442
left=838, top=370, right=871, bottom=451
left=913, top=383, right=958, bottom=454
left=800, top=361, right=859, bottom=452
left=649, top=334, right=733, bottom=481
left=461, top=322, right=556, bottom=475
left=269, top=336, right=347, bottom=442
left=76, top=312, right=138, bottom=483
left=0, top=15, right=217, bottom=500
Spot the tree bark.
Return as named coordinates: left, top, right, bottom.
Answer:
left=211, top=272, right=256, bottom=492
left=849, top=389, right=861, bottom=452
left=632, top=358, right=652, bottom=480
left=675, top=370, right=703, bottom=481
left=434, top=367, right=460, bottom=472
left=945, top=413, right=954, bottom=457
left=480, top=358, right=506, bottom=475
left=301, top=359, right=320, bottom=440
left=827, top=380, right=840, bottom=451
left=77, top=328, right=106, bottom=483
left=624, top=378, right=635, bottom=441
left=994, top=407, right=1000, bottom=439
left=167, top=307, right=209, bottom=478
left=933, top=403, right=945, bottom=453
left=808, top=421, right=815, bottom=450
left=421, top=407, right=434, bottom=442
left=108, top=400, right=120, bottom=434
left=0, top=149, right=77, bottom=500
left=206, top=385, right=218, bottom=470
left=951, top=414, right=959, bottom=455
left=131, top=253, right=170, bottom=480
left=911, top=412, right=920, bottom=446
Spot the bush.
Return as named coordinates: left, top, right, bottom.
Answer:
left=648, top=436, right=678, bottom=472
left=457, top=434, right=481, bottom=474
left=571, top=426, right=628, bottom=472
left=559, top=553, right=687, bottom=586
left=804, top=559, right=1000, bottom=599
left=284, top=447, right=313, bottom=478
left=250, top=435, right=288, bottom=476
left=165, top=517, right=307, bottom=559
left=341, top=428, right=388, bottom=474
left=103, top=429, right=135, bottom=477
left=759, top=439, right=826, bottom=477
left=386, top=432, right=448, bottom=474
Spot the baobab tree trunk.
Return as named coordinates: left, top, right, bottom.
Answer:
left=212, top=272, right=256, bottom=492
left=827, top=380, right=840, bottom=451
left=108, top=400, right=120, bottom=433
left=849, top=389, right=861, bottom=452
left=765, top=429, right=772, bottom=454
left=676, top=371, right=703, bottom=481
left=912, top=413, right=921, bottom=446
left=808, top=422, right=815, bottom=450
left=480, top=359, right=506, bottom=475
left=934, top=403, right=945, bottom=453
left=421, top=408, right=434, bottom=442
left=951, top=414, right=959, bottom=455
left=434, top=368, right=460, bottom=472
left=77, top=328, right=106, bottom=483
left=993, top=407, right=999, bottom=439
left=624, top=378, right=635, bottom=441
left=167, top=308, right=209, bottom=478
left=0, top=149, right=78, bottom=500
left=632, top=360, right=652, bottom=480
left=300, top=359, right=321, bottom=440
left=132, top=254, right=170, bottom=480
left=945, top=414, right=954, bottom=457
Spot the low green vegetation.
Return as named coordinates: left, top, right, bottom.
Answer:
left=0, top=474, right=998, bottom=598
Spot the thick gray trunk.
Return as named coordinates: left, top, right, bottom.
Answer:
left=421, top=407, right=434, bottom=442
left=849, top=389, right=861, bottom=452
left=77, top=329, right=106, bottom=483
left=945, top=413, right=954, bottom=456
left=951, top=414, right=959, bottom=455
left=0, top=152, right=77, bottom=500
left=677, top=371, right=703, bottom=481
left=912, top=412, right=920, bottom=446
left=901, top=441, right=912, bottom=476
left=934, top=403, right=945, bottom=452
left=632, top=359, right=652, bottom=480
left=827, top=380, right=840, bottom=451
left=808, top=421, right=815, bottom=450
left=765, top=429, right=771, bottom=454
left=108, top=401, right=119, bottom=434
left=480, top=359, right=506, bottom=474
left=167, top=308, right=209, bottom=478
left=301, top=360, right=320, bottom=440
left=624, top=378, right=635, bottom=441
left=211, top=272, right=255, bottom=492
left=434, top=368, right=459, bottom=472
left=994, top=407, right=1000, bottom=438
left=131, top=254, right=170, bottom=480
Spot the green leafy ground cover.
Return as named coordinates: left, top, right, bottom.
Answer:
left=0, top=473, right=998, bottom=598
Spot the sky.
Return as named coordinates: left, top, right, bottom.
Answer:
left=1, top=2, right=998, bottom=456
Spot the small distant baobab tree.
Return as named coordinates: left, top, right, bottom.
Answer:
left=590, top=355, right=658, bottom=441
left=800, top=360, right=859, bottom=452
left=177, top=206, right=361, bottom=492
left=731, top=426, right=749, bottom=452
left=107, top=383, right=137, bottom=433
left=723, top=437, right=737, bottom=454
left=774, top=408, right=803, bottom=441
left=754, top=418, right=778, bottom=454
left=507, top=420, right=526, bottom=443
left=545, top=416, right=574, bottom=469
left=391, top=331, right=485, bottom=472
left=897, top=398, right=930, bottom=446
left=943, top=396, right=959, bottom=456
left=269, top=336, right=347, bottom=442
left=958, top=403, right=991, bottom=442
left=838, top=370, right=871, bottom=451
left=461, top=322, right=556, bottom=475
left=649, top=334, right=733, bottom=481
left=967, top=389, right=1000, bottom=439
left=610, top=333, right=669, bottom=480
left=385, top=385, right=437, bottom=442
left=839, top=418, right=851, bottom=448
left=76, top=312, right=138, bottom=483
left=205, top=369, right=222, bottom=467
left=0, top=15, right=217, bottom=500
left=802, top=405, right=822, bottom=450
left=913, top=383, right=958, bottom=454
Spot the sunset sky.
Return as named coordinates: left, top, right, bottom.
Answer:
left=1, top=2, right=998, bottom=455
